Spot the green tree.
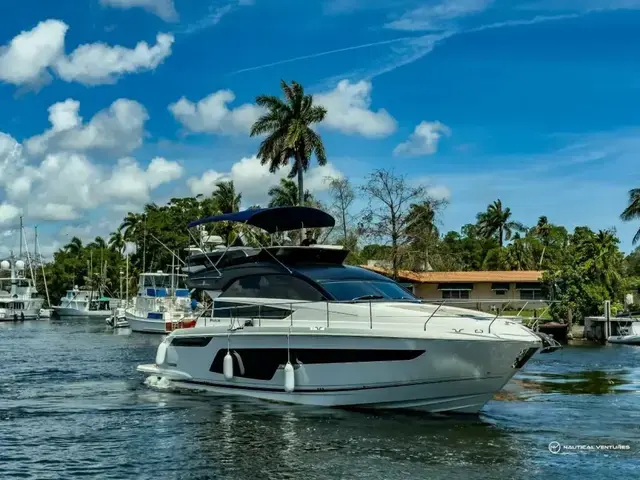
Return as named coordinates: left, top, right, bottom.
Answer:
left=476, top=199, right=525, bottom=247
left=620, top=187, right=640, bottom=245
left=267, top=178, right=313, bottom=207
left=250, top=80, right=327, bottom=206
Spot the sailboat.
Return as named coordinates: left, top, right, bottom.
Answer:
left=53, top=251, right=119, bottom=318
left=0, top=218, right=46, bottom=321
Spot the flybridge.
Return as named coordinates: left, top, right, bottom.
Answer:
left=187, top=206, right=336, bottom=232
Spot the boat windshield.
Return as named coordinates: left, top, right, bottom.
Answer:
left=319, top=280, right=418, bottom=302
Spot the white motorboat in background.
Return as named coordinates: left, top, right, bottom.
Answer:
left=52, top=287, right=118, bottom=318
left=138, top=206, right=546, bottom=414
left=125, top=270, right=196, bottom=333
left=0, top=257, right=44, bottom=321
left=608, top=321, right=640, bottom=345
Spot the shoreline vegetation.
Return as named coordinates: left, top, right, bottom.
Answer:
left=31, top=81, right=640, bottom=324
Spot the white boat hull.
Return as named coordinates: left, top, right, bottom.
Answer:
left=0, top=299, right=44, bottom=321
left=126, top=312, right=167, bottom=333
left=138, top=328, right=540, bottom=414
left=126, top=311, right=196, bottom=334
left=608, top=335, right=640, bottom=345
left=52, top=306, right=113, bottom=318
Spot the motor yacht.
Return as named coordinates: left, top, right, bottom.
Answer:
left=125, top=271, right=195, bottom=333
left=137, top=206, right=544, bottom=414
left=52, top=287, right=117, bottom=318
left=0, top=257, right=44, bottom=321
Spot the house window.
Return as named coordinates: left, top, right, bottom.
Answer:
left=494, top=290, right=507, bottom=296
left=441, top=290, right=470, bottom=300
left=519, top=289, right=544, bottom=300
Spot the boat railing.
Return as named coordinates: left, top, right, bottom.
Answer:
left=191, top=298, right=558, bottom=334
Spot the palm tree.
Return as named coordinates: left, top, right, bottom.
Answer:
left=268, top=178, right=313, bottom=207
left=211, top=180, right=242, bottom=214
left=250, top=80, right=327, bottom=206
left=63, top=237, right=83, bottom=254
left=476, top=199, right=525, bottom=247
left=119, top=212, right=145, bottom=242
left=108, top=230, right=125, bottom=254
left=620, top=188, right=640, bottom=244
left=532, top=215, right=552, bottom=266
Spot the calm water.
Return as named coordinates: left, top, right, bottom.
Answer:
left=0, top=320, right=638, bottom=480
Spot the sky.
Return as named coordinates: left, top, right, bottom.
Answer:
left=0, top=0, right=639, bottom=258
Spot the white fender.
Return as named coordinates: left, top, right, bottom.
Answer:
left=223, top=352, right=234, bottom=380
left=155, top=341, right=168, bottom=365
left=284, top=361, right=295, bottom=393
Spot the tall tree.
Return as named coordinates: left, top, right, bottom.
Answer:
left=63, top=237, right=83, bottom=254
left=326, top=176, right=356, bottom=245
left=406, top=200, right=442, bottom=271
left=211, top=180, right=242, bottom=244
left=268, top=178, right=313, bottom=207
left=211, top=180, right=241, bottom=214
left=476, top=199, right=525, bottom=247
left=360, top=169, right=431, bottom=279
left=620, top=188, right=640, bottom=245
left=250, top=80, right=327, bottom=206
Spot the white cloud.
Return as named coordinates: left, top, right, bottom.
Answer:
left=100, top=0, right=178, bottom=21
left=169, top=90, right=264, bottom=135
left=0, top=20, right=67, bottom=86
left=170, top=79, right=396, bottom=138
left=427, top=185, right=452, bottom=201
left=393, top=121, right=451, bottom=157
left=9, top=151, right=183, bottom=221
left=187, top=155, right=342, bottom=206
left=315, top=80, right=397, bottom=137
left=0, top=20, right=173, bottom=87
left=101, top=156, right=184, bottom=203
left=385, top=0, right=494, bottom=31
left=0, top=203, right=20, bottom=224
left=25, top=98, right=148, bottom=156
left=54, top=33, right=174, bottom=85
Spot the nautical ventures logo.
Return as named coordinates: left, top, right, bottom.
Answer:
left=548, top=441, right=631, bottom=454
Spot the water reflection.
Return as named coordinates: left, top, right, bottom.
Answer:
left=176, top=399, right=526, bottom=479
left=517, top=370, right=633, bottom=395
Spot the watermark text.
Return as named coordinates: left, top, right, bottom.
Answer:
left=548, top=441, right=631, bottom=454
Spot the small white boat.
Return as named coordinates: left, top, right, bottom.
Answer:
left=39, top=308, right=53, bottom=318
left=125, top=271, right=196, bottom=334
left=608, top=321, right=640, bottom=345
left=52, top=287, right=119, bottom=318
left=106, top=306, right=129, bottom=329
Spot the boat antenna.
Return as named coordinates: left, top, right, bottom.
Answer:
left=35, top=227, right=51, bottom=308
left=240, top=224, right=292, bottom=275
left=147, top=232, right=186, bottom=266
left=187, top=227, right=222, bottom=278
left=20, top=221, right=37, bottom=287
left=142, top=217, right=147, bottom=273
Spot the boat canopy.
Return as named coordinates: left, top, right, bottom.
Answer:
left=187, top=206, right=336, bottom=233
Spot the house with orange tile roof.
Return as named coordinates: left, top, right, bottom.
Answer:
left=362, top=265, right=548, bottom=311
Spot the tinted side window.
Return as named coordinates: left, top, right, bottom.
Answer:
left=220, top=275, right=324, bottom=301
left=213, top=301, right=291, bottom=319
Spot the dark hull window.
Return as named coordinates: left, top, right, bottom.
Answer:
left=213, top=302, right=292, bottom=319
left=220, top=274, right=324, bottom=301
left=210, top=348, right=425, bottom=381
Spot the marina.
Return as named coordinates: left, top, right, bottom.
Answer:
left=0, top=319, right=637, bottom=479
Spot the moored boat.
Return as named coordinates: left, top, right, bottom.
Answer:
left=138, top=206, right=544, bottom=414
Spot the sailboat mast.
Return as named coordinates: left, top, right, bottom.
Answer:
left=19, top=216, right=23, bottom=257
left=35, top=229, right=51, bottom=308
left=125, top=254, right=129, bottom=303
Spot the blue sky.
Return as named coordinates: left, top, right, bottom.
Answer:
left=0, top=0, right=639, bottom=256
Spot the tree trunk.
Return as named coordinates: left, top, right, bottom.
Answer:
left=499, top=226, right=503, bottom=247
left=296, top=154, right=304, bottom=206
